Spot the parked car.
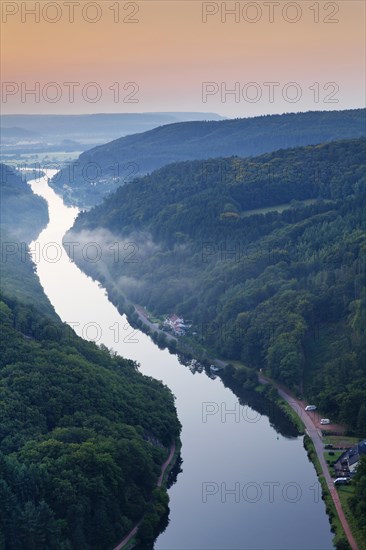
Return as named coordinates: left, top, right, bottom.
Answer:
left=320, top=418, right=330, bottom=425
left=305, top=405, right=317, bottom=411
left=334, top=478, right=349, bottom=485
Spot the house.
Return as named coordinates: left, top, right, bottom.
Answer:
left=165, top=314, right=186, bottom=336
left=334, top=439, right=366, bottom=475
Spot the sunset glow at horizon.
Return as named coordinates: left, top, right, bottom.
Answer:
left=1, top=0, right=365, bottom=117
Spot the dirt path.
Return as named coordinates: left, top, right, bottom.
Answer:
left=113, top=442, right=176, bottom=550
left=259, top=374, right=358, bottom=550
left=158, top=441, right=176, bottom=487
left=113, top=524, right=140, bottom=550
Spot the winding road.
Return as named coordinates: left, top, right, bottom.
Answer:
left=259, top=374, right=358, bottom=550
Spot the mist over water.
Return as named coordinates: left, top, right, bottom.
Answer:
left=28, top=171, right=334, bottom=549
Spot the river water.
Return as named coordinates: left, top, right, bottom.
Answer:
left=28, top=170, right=334, bottom=550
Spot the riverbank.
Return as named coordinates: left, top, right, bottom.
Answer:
left=25, top=171, right=336, bottom=550
left=258, top=373, right=359, bottom=550
left=113, top=440, right=181, bottom=550
left=112, top=297, right=306, bottom=432
left=117, top=298, right=361, bottom=550
left=87, top=286, right=314, bottom=439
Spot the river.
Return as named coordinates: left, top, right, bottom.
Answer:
left=28, top=170, right=334, bottom=550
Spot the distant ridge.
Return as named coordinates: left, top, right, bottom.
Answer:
left=1, top=112, right=225, bottom=157
left=1, top=112, right=224, bottom=138
left=52, top=109, right=366, bottom=207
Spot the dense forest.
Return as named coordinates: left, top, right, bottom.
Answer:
left=0, top=246, right=180, bottom=549
left=0, top=169, right=181, bottom=548
left=69, top=138, right=366, bottom=434
left=52, top=109, right=366, bottom=206
left=0, top=164, right=48, bottom=241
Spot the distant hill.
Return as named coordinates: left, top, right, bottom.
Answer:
left=68, top=138, right=366, bottom=432
left=0, top=163, right=48, bottom=242
left=1, top=112, right=224, bottom=137
left=1, top=127, right=40, bottom=139
left=1, top=112, right=223, bottom=149
left=52, top=109, right=366, bottom=207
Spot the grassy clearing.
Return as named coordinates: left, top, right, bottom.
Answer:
left=337, top=485, right=366, bottom=550
left=324, top=450, right=344, bottom=462
left=324, top=450, right=343, bottom=477
left=148, top=317, right=161, bottom=324
left=240, top=199, right=326, bottom=218
left=229, top=360, right=247, bottom=369
left=337, top=483, right=355, bottom=503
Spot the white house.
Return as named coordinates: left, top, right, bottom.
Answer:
left=165, top=314, right=186, bottom=336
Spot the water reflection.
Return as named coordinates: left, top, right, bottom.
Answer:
left=28, top=171, right=334, bottom=550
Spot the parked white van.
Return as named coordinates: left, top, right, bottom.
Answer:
left=334, top=478, right=349, bottom=485
left=320, top=418, right=330, bottom=425
left=305, top=405, right=317, bottom=411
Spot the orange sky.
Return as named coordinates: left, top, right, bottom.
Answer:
left=1, top=0, right=365, bottom=116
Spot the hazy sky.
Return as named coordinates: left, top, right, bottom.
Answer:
left=1, top=0, right=365, bottom=117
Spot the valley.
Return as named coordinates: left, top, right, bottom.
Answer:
left=1, top=110, right=365, bottom=550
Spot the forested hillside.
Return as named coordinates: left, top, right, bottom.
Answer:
left=0, top=164, right=48, bottom=242
left=0, top=178, right=180, bottom=549
left=52, top=109, right=366, bottom=207
left=69, top=138, right=366, bottom=433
